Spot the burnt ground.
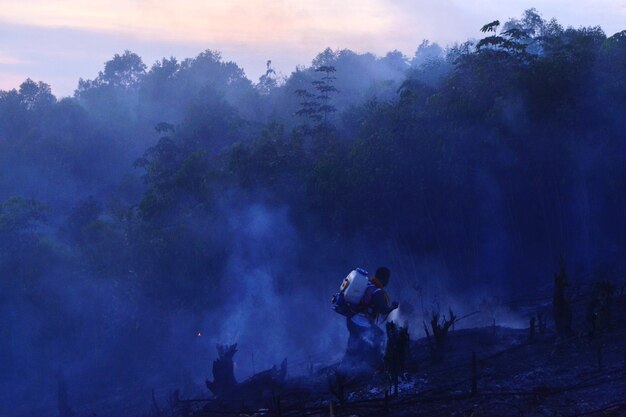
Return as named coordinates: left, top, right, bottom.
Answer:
left=54, top=287, right=626, bottom=417
left=166, top=291, right=626, bottom=417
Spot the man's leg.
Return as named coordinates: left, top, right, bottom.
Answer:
left=345, top=317, right=362, bottom=357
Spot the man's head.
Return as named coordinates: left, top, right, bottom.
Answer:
left=375, top=267, right=391, bottom=287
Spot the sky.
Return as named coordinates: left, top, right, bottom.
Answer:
left=0, top=0, right=625, bottom=97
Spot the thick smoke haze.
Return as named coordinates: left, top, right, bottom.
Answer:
left=1, top=8, right=625, bottom=417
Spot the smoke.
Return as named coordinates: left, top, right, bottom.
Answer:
left=0, top=198, right=352, bottom=416
left=3, top=14, right=626, bottom=415
left=208, top=202, right=346, bottom=379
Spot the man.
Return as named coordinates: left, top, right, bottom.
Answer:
left=343, top=266, right=399, bottom=372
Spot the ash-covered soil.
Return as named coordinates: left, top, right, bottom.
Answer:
left=148, top=290, right=626, bottom=417
left=64, top=289, right=626, bottom=417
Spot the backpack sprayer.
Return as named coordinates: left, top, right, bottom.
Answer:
left=331, top=268, right=370, bottom=317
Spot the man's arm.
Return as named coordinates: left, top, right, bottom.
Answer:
left=372, top=290, right=399, bottom=315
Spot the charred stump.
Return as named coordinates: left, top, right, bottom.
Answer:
left=384, top=321, right=410, bottom=395
left=327, top=370, right=347, bottom=403
left=239, top=358, right=288, bottom=399
left=552, top=257, right=573, bottom=338
left=471, top=352, right=478, bottom=396
left=424, top=308, right=456, bottom=362
left=206, top=343, right=288, bottom=401
left=206, top=344, right=238, bottom=397
left=587, top=280, right=616, bottom=339
left=537, top=313, right=547, bottom=335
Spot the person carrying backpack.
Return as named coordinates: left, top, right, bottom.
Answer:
left=333, top=266, right=399, bottom=372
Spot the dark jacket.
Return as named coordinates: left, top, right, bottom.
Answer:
left=359, top=279, right=394, bottom=320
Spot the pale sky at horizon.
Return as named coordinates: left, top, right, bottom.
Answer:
left=1, top=0, right=625, bottom=97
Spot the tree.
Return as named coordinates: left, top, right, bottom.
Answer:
left=257, top=60, right=278, bottom=95
left=99, top=50, right=147, bottom=89
left=0, top=89, right=28, bottom=138
left=294, top=65, right=338, bottom=131
left=18, top=78, right=56, bottom=111
left=75, top=50, right=146, bottom=99
left=0, top=197, right=46, bottom=235
left=381, top=49, right=409, bottom=73
left=294, top=87, right=321, bottom=124
left=411, top=40, right=444, bottom=67
left=313, top=65, right=338, bottom=121
left=0, top=197, right=49, bottom=281
left=476, top=19, right=530, bottom=55
left=63, top=196, right=102, bottom=243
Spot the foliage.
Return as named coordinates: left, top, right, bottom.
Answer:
left=0, top=8, right=624, bottom=307
left=295, top=64, right=338, bottom=135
